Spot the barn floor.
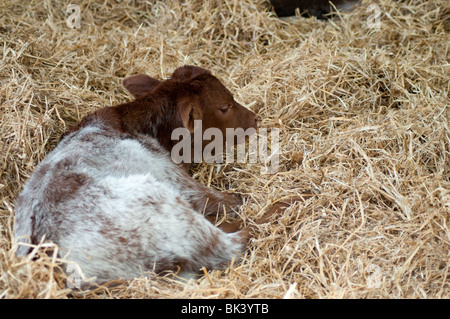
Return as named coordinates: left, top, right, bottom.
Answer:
left=0, top=0, right=449, bottom=298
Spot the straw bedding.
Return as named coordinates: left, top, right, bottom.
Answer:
left=0, top=0, right=449, bottom=298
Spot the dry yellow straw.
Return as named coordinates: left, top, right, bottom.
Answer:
left=0, top=0, right=449, bottom=298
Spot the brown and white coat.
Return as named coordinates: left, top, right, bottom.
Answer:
left=14, top=66, right=264, bottom=284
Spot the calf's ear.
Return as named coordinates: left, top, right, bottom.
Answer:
left=178, top=100, right=203, bottom=133
left=171, top=65, right=211, bottom=91
left=172, top=65, right=210, bottom=82
left=123, top=74, right=161, bottom=99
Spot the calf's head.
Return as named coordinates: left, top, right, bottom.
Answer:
left=123, top=65, right=258, bottom=149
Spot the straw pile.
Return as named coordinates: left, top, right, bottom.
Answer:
left=1, top=0, right=449, bottom=299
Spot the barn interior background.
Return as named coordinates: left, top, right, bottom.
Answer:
left=0, top=0, right=449, bottom=298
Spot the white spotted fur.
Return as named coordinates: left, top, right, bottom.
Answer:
left=14, top=119, right=245, bottom=284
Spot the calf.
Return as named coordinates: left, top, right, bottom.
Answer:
left=14, top=65, right=266, bottom=286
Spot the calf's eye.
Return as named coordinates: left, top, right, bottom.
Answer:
left=219, top=105, right=231, bottom=113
